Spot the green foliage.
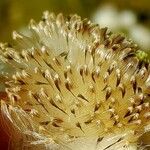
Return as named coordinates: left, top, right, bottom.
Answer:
left=136, top=50, right=149, bottom=62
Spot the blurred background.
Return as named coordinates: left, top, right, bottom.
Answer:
left=0, top=0, right=150, bottom=51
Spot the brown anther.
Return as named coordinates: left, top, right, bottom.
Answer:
left=130, top=76, right=137, bottom=94
left=116, top=69, right=121, bottom=87
left=53, top=57, right=61, bottom=66
left=54, top=74, right=61, bottom=91
left=118, top=83, right=125, bottom=98
left=65, top=78, right=72, bottom=91
left=105, top=86, right=112, bottom=100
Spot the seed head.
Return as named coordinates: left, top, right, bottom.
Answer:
left=0, top=11, right=150, bottom=150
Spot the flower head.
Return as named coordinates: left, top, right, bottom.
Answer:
left=0, top=11, right=150, bottom=150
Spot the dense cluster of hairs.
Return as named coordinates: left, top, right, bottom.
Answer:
left=0, top=11, right=150, bottom=150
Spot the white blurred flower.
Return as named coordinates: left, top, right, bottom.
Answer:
left=129, top=25, right=150, bottom=50
left=92, top=4, right=150, bottom=50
